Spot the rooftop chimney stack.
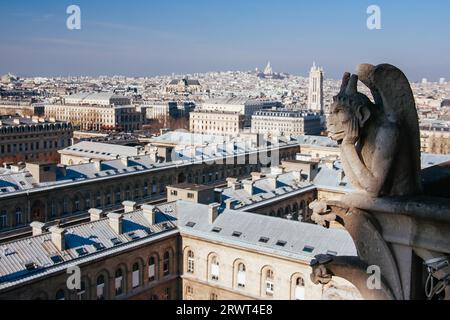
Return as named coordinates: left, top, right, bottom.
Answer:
left=89, top=208, right=104, bottom=221
left=142, top=205, right=157, bottom=225
left=30, top=221, right=46, bottom=236
left=243, top=180, right=255, bottom=195
left=107, top=213, right=123, bottom=234
left=49, top=226, right=65, bottom=251
left=122, top=201, right=137, bottom=213
left=208, top=203, right=221, bottom=224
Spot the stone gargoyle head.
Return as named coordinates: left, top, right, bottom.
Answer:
left=328, top=73, right=375, bottom=144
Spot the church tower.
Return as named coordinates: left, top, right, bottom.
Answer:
left=308, top=62, right=324, bottom=113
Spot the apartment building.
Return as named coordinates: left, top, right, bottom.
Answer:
left=251, top=110, right=322, bottom=137
left=0, top=116, right=73, bottom=164
left=189, top=110, right=244, bottom=135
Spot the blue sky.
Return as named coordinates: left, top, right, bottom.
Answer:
left=0, top=0, right=449, bottom=80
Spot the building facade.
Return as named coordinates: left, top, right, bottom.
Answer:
left=0, top=201, right=362, bottom=300
left=308, top=62, right=324, bottom=113
left=420, top=121, right=450, bottom=155
left=251, top=110, right=321, bottom=137
left=189, top=110, right=245, bottom=136
left=0, top=116, right=73, bottom=164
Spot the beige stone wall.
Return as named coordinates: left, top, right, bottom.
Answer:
left=180, top=234, right=361, bottom=300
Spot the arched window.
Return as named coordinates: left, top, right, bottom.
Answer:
left=115, top=269, right=124, bottom=296
left=265, top=269, right=274, bottom=296
left=187, top=250, right=194, bottom=274
left=210, top=256, right=220, bottom=281
left=96, top=275, right=105, bottom=300
left=96, top=192, right=102, bottom=208
left=163, top=251, right=170, bottom=276
left=295, top=277, right=305, bottom=300
left=148, top=256, right=157, bottom=281
left=237, top=263, right=246, bottom=288
left=55, top=289, right=65, bottom=300
left=132, top=263, right=141, bottom=288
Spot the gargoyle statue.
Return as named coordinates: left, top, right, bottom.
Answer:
left=327, top=64, right=422, bottom=197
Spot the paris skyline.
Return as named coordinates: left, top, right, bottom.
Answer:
left=1, top=0, right=449, bottom=80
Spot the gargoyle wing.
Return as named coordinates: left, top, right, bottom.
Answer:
left=357, top=63, right=421, bottom=189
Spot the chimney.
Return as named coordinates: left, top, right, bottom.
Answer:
left=89, top=208, right=104, bottom=221
left=120, top=156, right=129, bottom=167
left=30, top=221, right=46, bottom=236
left=49, top=226, right=65, bottom=251
left=224, top=199, right=236, bottom=210
left=226, top=177, right=238, bottom=188
left=122, top=201, right=137, bottom=213
left=208, top=203, right=220, bottom=224
left=242, top=180, right=255, bottom=195
left=142, top=204, right=157, bottom=225
left=251, top=172, right=264, bottom=182
left=92, top=159, right=102, bottom=171
left=267, top=174, right=279, bottom=190
left=107, top=213, right=123, bottom=234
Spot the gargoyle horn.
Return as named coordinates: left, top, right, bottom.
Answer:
left=345, top=74, right=358, bottom=96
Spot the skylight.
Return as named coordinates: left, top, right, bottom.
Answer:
left=211, top=227, right=222, bottom=233
left=303, top=245, right=314, bottom=253
left=110, top=238, right=122, bottom=246
left=75, top=247, right=88, bottom=256
left=50, top=255, right=63, bottom=264
left=185, top=221, right=196, bottom=228
left=259, top=237, right=270, bottom=243
left=276, top=240, right=287, bottom=247
left=232, top=231, right=242, bottom=238
left=93, top=242, right=105, bottom=251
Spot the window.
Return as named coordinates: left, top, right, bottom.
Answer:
left=295, top=277, right=305, bottom=300
left=265, top=270, right=274, bottom=296
left=55, top=289, right=65, bottom=300
left=148, top=257, right=156, bottom=281
left=96, top=275, right=105, bottom=300
left=210, top=293, right=218, bottom=300
left=237, top=263, right=246, bottom=288
left=164, top=288, right=171, bottom=300
left=186, top=286, right=194, bottom=295
left=0, top=210, right=8, bottom=229
left=163, top=251, right=170, bottom=276
left=210, top=256, right=219, bottom=281
left=115, top=269, right=124, bottom=296
left=187, top=193, right=194, bottom=199
left=132, top=263, right=140, bottom=288
left=187, top=250, right=194, bottom=274
left=15, top=208, right=22, bottom=226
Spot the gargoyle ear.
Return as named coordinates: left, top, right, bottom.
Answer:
left=356, top=105, right=371, bottom=127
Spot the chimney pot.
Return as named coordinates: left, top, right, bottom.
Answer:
left=122, top=201, right=137, bottom=213
left=142, top=204, right=157, bottom=225
left=208, top=203, right=220, bottom=224
left=88, top=208, right=104, bottom=221
left=107, top=212, right=123, bottom=234
left=30, top=221, right=46, bottom=236
left=49, top=226, right=65, bottom=251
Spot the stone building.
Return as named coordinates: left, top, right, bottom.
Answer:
left=0, top=202, right=179, bottom=300
left=308, top=62, right=324, bottom=113
left=45, top=93, right=142, bottom=132
left=251, top=110, right=322, bottom=137
left=420, top=120, right=450, bottom=155
left=199, top=97, right=282, bottom=127
left=0, top=140, right=300, bottom=236
left=165, top=78, right=202, bottom=94
left=179, top=202, right=361, bottom=300
left=0, top=116, right=73, bottom=165
left=0, top=201, right=362, bottom=300
left=189, top=110, right=245, bottom=136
